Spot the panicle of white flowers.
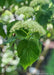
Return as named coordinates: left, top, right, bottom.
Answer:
left=10, top=20, right=46, bottom=36
left=10, top=21, right=24, bottom=32
left=1, top=10, right=14, bottom=22
left=15, top=6, right=34, bottom=18
left=30, top=0, right=50, bottom=7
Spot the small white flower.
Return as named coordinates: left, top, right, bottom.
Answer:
left=16, top=14, right=25, bottom=20
left=3, top=6, right=6, bottom=9
left=15, top=5, right=18, bottom=10
left=3, top=25, right=7, bottom=34
left=33, top=16, right=35, bottom=20
left=0, top=36, right=3, bottom=45
left=47, top=24, right=53, bottom=30
left=2, top=68, right=5, bottom=73
left=25, top=1, right=28, bottom=4
left=10, top=57, right=20, bottom=65
left=29, top=67, right=40, bottom=74
left=9, top=18, right=15, bottom=23
left=21, top=2, right=24, bottom=6
left=45, top=39, right=50, bottom=47
left=1, top=63, right=5, bottom=67
left=6, top=66, right=16, bottom=72
left=27, top=18, right=32, bottom=21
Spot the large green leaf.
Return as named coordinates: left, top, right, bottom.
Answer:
left=17, top=39, right=41, bottom=69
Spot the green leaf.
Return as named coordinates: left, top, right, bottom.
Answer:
left=7, top=0, right=15, bottom=6
left=3, top=36, right=17, bottom=44
left=16, top=0, right=23, bottom=2
left=15, top=30, right=27, bottom=40
left=0, top=0, right=15, bottom=7
left=0, top=23, right=6, bottom=38
left=17, top=39, right=41, bottom=69
left=45, top=50, right=54, bottom=73
left=32, top=32, right=40, bottom=39
left=0, top=0, right=5, bottom=7
left=36, top=9, right=52, bottom=25
left=7, top=21, right=18, bottom=35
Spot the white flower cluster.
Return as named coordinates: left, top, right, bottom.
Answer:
left=1, top=49, right=20, bottom=73
left=30, top=0, right=50, bottom=7
left=1, top=10, right=15, bottom=23
left=15, top=6, right=34, bottom=18
left=10, top=20, right=46, bottom=36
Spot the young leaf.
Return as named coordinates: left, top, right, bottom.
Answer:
left=15, top=30, right=27, bottom=40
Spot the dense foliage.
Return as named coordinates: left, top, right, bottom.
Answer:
left=0, top=0, right=54, bottom=73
